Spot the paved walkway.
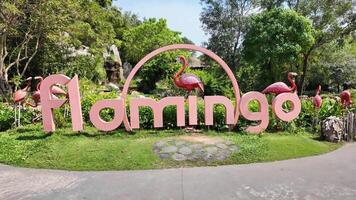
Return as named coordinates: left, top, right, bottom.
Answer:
left=1, top=144, right=356, bottom=200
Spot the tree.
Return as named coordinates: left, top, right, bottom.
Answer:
left=122, top=19, right=185, bottom=92
left=242, top=8, right=314, bottom=84
left=30, top=0, right=122, bottom=83
left=258, top=0, right=355, bottom=94
left=319, top=40, right=356, bottom=92
left=200, top=0, right=256, bottom=73
left=0, top=0, right=79, bottom=96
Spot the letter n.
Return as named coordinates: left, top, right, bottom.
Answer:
left=204, top=96, right=234, bottom=126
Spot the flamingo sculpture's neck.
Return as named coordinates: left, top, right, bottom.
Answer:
left=287, top=72, right=297, bottom=92
left=315, top=85, right=321, bottom=96
left=23, top=79, right=32, bottom=91
left=36, top=76, right=43, bottom=90
left=173, top=56, right=189, bottom=87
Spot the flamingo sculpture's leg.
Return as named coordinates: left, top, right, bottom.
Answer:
left=18, top=104, right=21, bottom=127
left=13, top=104, right=17, bottom=127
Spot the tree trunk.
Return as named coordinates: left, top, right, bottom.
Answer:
left=298, top=52, right=311, bottom=95
left=0, top=77, right=11, bottom=101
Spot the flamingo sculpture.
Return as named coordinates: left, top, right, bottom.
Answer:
left=13, top=77, right=32, bottom=126
left=173, top=56, right=204, bottom=96
left=340, top=90, right=352, bottom=107
left=173, top=56, right=204, bottom=132
left=26, top=76, right=68, bottom=120
left=312, top=85, right=322, bottom=131
left=262, top=72, right=298, bottom=95
left=313, top=85, right=322, bottom=109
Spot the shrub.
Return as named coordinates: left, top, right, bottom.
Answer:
left=81, top=91, right=119, bottom=122
left=0, top=103, right=14, bottom=131
left=0, top=103, right=38, bottom=132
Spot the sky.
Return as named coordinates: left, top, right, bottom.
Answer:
left=113, top=0, right=208, bottom=46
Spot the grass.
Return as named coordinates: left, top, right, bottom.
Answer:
left=0, top=125, right=342, bottom=171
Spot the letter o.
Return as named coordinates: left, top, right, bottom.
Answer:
left=272, top=93, right=301, bottom=122
left=89, top=99, right=124, bottom=132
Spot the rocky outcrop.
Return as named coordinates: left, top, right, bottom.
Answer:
left=321, top=116, right=344, bottom=143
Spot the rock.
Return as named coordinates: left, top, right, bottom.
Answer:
left=159, top=153, right=170, bottom=159
left=191, top=144, right=203, bottom=149
left=161, top=146, right=178, bottom=154
left=321, top=116, right=345, bottom=142
left=154, top=141, right=166, bottom=148
left=172, top=153, right=186, bottom=161
left=205, top=147, right=218, bottom=154
left=215, top=153, right=228, bottom=161
left=229, top=146, right=240, bottom=153
left=216, top=143, right=228, bottom=149
left=203, top=153, right=214, bottom=161
left=178, top=147, right=192, bottom=155
left=175, top=141, right=186, bottom=146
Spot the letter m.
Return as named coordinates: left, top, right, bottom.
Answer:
left=130, top=97, right=185, bottom=129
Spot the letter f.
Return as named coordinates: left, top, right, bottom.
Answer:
left=40, top=74, right=83, bottom=132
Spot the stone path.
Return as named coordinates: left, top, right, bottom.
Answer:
left=1, top=143, right=356, bottom=200
left=153, top=137, right=239, bottom=161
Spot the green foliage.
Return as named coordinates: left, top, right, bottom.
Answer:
left=243, top=8, right=315, bottom=83
left=64, top=56, right=106, bottom=83
left=81, top=91, right=118, bottom=122
left=200, top=0, right=255, bottom=72
left=122, top=19, right=182, bottom=64
left=0, top=103, right=38, bottom=132
left=186, top=70, right=222, bottom=96
left=136, top=52, right=184, bottom=93
left=0, top=103, right=14, bottom=132
left=122, top=19, right=185, bottom=93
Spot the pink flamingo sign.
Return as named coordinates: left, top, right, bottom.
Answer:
left=40, top=44, right=301, bottom=134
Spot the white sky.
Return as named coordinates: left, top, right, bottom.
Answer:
left=113, top=0, right=209, bottom=46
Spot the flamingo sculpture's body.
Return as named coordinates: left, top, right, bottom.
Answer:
left=13, top=77, right=32, bottom=126
left=340, top=90, right=352, bottom=107
left=173, top=56, right=204, bottom=94
left=262, top=72, right=298, bottom=95
left=313, top=85, right=322, bottom=109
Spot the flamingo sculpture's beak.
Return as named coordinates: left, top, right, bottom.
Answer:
left=34, top=76, right=42, bottom=80
left=290, top=72, right=298, bottom=76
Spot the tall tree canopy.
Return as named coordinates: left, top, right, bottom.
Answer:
left=200, top=0, right=256, bottom=73
left=242, top=8, right=315, bottom=84
left=0, top=0, right=140, bottom=96
left=200, top=0, right=355, bottom=93
left=122, top=19, right=184, bottom=92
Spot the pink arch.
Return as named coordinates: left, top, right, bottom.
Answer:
left=121, top=44, right=240, bottom=131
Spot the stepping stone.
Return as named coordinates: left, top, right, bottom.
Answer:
left=178, top=147, right=192, bottom=155
left=191, top=144, right=203, bottom=149
left=172, top=153, right=186, bottom=161
left=206, top=147, right=218, bottom=154
left=203, top=153, right=214, bottom=161
left=216, top=143, right=228, bottom=149
left=161, top=146, right=178, bottom=154
left=159, top=153, right=170, bottom=159
left=154, top=141, right=166, bottom=148
left=175, top=141, right=186, bottom=146
left=229, top=146, right=240, bottom=153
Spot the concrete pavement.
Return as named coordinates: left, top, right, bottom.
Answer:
left=1, top=143, right=356, bottom=200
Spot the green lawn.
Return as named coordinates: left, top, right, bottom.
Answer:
left=0, top=125, right=342, bottom=171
